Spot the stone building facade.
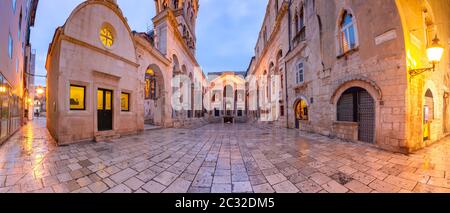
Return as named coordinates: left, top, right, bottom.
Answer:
left=46, top=0, right=206, bottom=145
left=205, top=71, right=247, bottom=123
left=247, top=0, right=449, bottom=153
left=0, top=0, right=38, bottom=145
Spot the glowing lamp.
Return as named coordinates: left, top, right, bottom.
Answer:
left=36, top=87, right=45, bottom=95
left=409, top=35, right=444, bottom=77
left=427, top=36, right=444, bottom=64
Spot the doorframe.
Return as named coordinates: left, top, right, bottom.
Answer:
left=95, top=85, right=116, bottom=133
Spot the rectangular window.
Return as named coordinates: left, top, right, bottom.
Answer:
left=12, top=0, right=17, bottom=12
left=70, top=85, right=86, bottom=110
left=121, top=92, right=130, bottom=112
left=296, top=62, right=304, bottom=84
left=8, top=34, right=13, bottom=59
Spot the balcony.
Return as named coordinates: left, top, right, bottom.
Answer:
left=293, top=27, right=306, bottom=47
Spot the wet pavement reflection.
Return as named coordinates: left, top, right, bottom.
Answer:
left=0, top=119, right=450, bottom=193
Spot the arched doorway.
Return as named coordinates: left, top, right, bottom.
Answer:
left=423, top=89, right=434, bottom=141
left=145, top=64, right=165, bottom=126
left=294, top=98, right=309, bottom=129
left=337, top=87, right=375, bottom=143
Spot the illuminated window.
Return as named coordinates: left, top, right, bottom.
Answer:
left=70, top=85, right=86, bottom=110
left=145, top=68, right=157, bottom=100
left=121, top=92, right=130, bottom=112
left=295, top=99, right=309, bottom=121
left=100, top=26, right=114, bottom=48
left=339, top=11, right=357, bottom=53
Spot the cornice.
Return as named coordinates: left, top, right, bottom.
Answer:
left=252, top=1, right=289, bottom=76
left=61, top=33, right=140, bottom=68
left=134, top=35, right=171, bottom=66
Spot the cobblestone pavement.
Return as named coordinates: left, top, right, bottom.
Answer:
left=1, top=119, right=450, bottom=193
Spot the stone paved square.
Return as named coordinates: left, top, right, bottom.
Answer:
left=1, top=119, right=450, bottom=193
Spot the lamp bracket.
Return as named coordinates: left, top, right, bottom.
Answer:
left=409, top=64, right=436, bottom=77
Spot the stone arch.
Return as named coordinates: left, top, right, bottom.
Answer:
left=172, top=54, right=180, bottom=74
left=423, top=79, right=439, bottom=119
left=331, top=78, right=381, bottom=144
left=145, top=64, right=166, bottom=126
left=293, top=95, right=310, bottom=107
left=330, top=77, right=382, bottom=104
left=293, top=96, right=310, bottom=128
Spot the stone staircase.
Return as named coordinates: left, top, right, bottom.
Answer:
left=95, top=131, right=120, bottom=142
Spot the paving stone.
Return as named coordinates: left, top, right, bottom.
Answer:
left=211, top=183, right=232, bottom=193
left=153, top=171, right=179, bottom=186
left=296, top=180, right=323, bottom=193
left=105, top=184, right=132, bottom=193
left=369, top=179, right=401, bottom=193
left=232, top=181, right=253, bottom=193
left=163, top=178, right=191, bottom=193
left=76, top=176, right=92, bottom=187
left=344, top=180, right=372, bottom=193
left=265, top=173, right=287, bottom=185
left=214, top=175, right=231, bottom=184
left=309, top=173, right=332, bottom=185
left=110, top=168, right=138, bottom=184
left=322, top=180, right=349, bottom=193
left=384, top=175, right=417, bottom=191
left=252, top=183, right=275, bottom=193
left=142, top=181, right=166, bottom=193
left=188, top=187, right=211, bottom=193
left=88, top=181, right=109, bottom=193
left=273, top=181, right=299, bottom=193
left=124, top=177, right=145, bottom=191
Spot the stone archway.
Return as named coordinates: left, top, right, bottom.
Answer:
left=331, top=78, right=382, bottom=144
left=145, top=64, right=166, bottom=126
left=293, top=97, right=309, bottom=129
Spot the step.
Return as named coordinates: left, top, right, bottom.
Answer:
left=95, top=131, right=120, bottom=142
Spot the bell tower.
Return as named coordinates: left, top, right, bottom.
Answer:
left=153, top=0, right=199, bottom=55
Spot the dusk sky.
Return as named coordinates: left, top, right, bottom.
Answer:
left=30, top=0, right=267, bottom=86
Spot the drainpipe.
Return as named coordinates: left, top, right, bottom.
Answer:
left=285, top=0, right=292, bottom=128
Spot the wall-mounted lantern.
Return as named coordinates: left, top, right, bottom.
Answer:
left=409, top=35, right=444, bottom=77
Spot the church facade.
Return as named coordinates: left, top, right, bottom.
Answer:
left=46, top=0, right=206, bottom=145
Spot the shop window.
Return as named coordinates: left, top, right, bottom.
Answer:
left=121, top=92, right=130, bottom=112
left=145, top=68, right=157, bottom=100
left=295, top=99, right=309, bottom=120
left=70, top=85, right=86, bottom=110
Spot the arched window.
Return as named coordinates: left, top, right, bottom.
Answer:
left=295, top=99, right=309, bottom=121
left=145, top=68, right=157, bottom=100
left=424, top=89, right=434, bottom=121
left=339, top=11, right=357, bottom=53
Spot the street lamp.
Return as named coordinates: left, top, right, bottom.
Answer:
left=36, top=87, right=45, bottom=96
left=409, top=35, right=444, bottom=77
